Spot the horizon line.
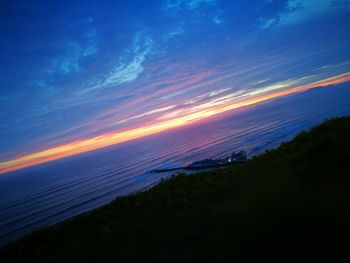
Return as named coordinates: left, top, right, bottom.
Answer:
left=1, top=72, right=350, bottom=175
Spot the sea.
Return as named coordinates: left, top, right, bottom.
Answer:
left=1, top=83, right=350, bottom=246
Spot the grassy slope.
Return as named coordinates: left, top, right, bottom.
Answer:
left=1, top=117, right=350, bottom=262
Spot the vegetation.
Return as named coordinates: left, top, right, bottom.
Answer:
left=1, top=117, right=350, bottom=262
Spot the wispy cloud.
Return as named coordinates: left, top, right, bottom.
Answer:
left=102, top=37, right=152, bottom=87
left=163, top=0, right=221, bottom=25
left=164, top=0, right=216, bottom=10
left=186, top=0, right=215, bottom=9
left=54, top=42, right=82, bottom=74
left=261, top=0, right=350, bottom=28
left=84, top=34, right=153, bottom=92
left=213, top=15, right=223, bottom=25
left=51, top=31, right=99, bottom=75
left=164, top=26, right=185, bottom=41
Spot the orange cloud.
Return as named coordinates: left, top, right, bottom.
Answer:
left=1, top=72, right=350, bottom=174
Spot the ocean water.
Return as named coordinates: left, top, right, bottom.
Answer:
left=0, top=83, right=350, bottom=246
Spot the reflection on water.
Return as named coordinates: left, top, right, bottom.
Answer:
left=0, top=83, right=350, bottom=246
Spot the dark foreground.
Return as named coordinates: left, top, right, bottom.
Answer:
left=1, top=117, right=350, bottom=262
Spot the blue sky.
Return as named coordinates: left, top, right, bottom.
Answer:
left=1, top=0, right=350, bottom=172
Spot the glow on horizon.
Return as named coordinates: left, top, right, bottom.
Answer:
left=1, top=72, right=350, bottom=174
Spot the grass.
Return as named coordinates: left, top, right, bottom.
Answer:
left=1, top=117, right=350, bottom=262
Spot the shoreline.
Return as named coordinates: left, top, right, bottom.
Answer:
left=1, top=117, right=349, bottom=262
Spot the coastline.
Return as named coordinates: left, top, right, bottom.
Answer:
left=1, top=117, right=349, bottom=262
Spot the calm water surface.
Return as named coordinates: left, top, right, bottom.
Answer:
left=0, top=84, right=350, bottom=246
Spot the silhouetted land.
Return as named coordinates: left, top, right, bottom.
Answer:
left=1, top=117, right=349, bottom=262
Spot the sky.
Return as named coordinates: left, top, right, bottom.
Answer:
left=1, top=0, right=350, bottom=174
